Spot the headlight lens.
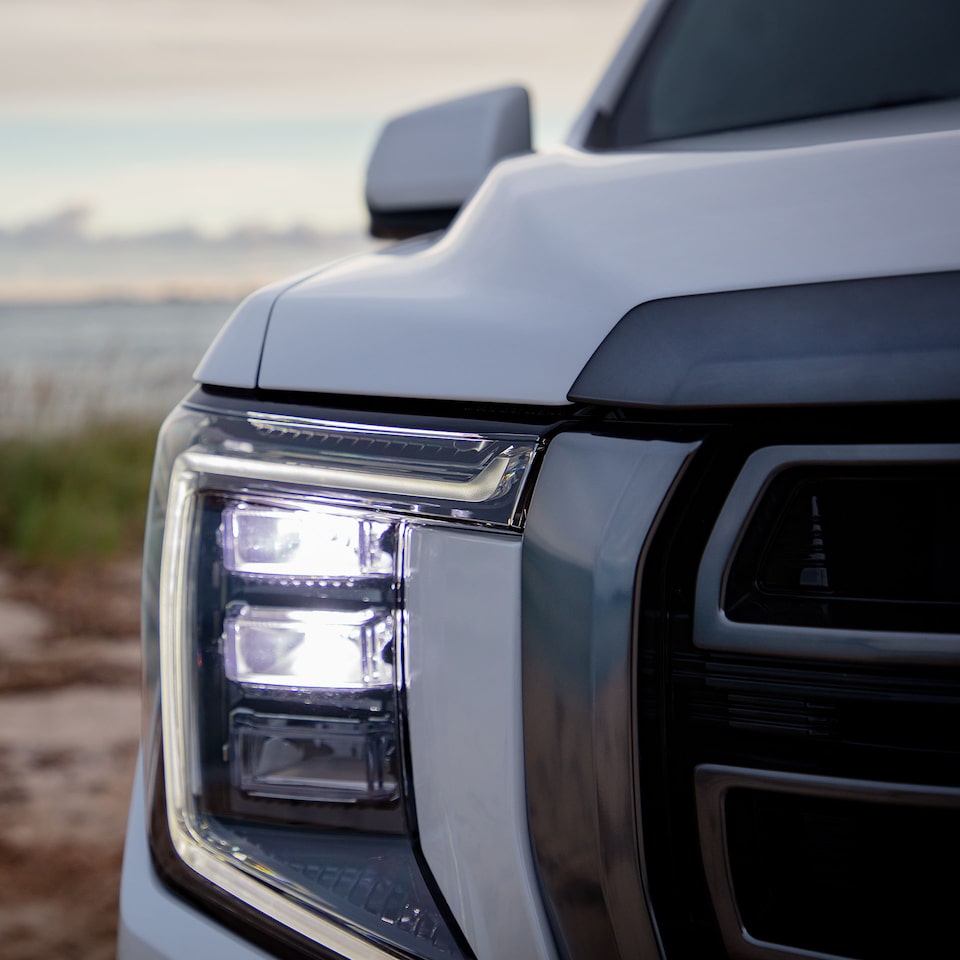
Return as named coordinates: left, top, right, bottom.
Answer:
left=223, top=603, right=395, bottom=689
left=221, top=504, right=396, bottom=578
left=143, top=399, right=539, bottom=959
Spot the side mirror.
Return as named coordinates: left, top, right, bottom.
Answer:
left=366, top=85, right=531, bottom=239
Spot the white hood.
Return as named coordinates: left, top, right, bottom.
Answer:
left=196, top=105, right=960, bottom=406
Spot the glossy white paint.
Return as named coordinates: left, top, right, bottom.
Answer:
left=244, top=101, right=960, bottom=405
left=193, top=268, right=325, bottom=389
left=404, top=527, right=556, bottom=960
left=366, top=85, right=531, bottom=213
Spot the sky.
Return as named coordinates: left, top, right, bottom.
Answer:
left=0, top=0, right=640, bottom=246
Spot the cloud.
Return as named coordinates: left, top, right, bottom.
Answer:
left=7, top=205, right=92, bottom=243
left=0, top=0, right=639, bottom=116
left=0, top=205, right=355, bottom=248
left=0, top=204, right=376, bottom=302
left=0, top=148, right=371, bottom=236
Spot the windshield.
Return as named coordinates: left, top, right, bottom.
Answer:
left=593, top=0, right=960, bottom=148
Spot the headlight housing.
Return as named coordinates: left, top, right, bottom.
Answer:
left=143, top=397, right=540, bottom=959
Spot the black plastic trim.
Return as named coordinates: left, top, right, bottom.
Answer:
left=634, top=421, right=960, bottom=958
left=196, top=385, right=579, bottom=431
left=368, top=206, right=460, bottom=241
left=695, top=764, right=960, bottom=960
left=569, top=271, right=960, bottom=410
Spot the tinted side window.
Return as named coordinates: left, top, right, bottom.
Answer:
left=597, top=0, right=960, bottom=148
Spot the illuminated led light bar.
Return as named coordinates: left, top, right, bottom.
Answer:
left=222, top=504, right=394, bottom=578
left=223, top=605, right=395, bottom=689
left=181, top=448, right=513, bottom=509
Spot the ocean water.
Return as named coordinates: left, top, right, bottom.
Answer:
left=0, top=300, right=234, bottom=434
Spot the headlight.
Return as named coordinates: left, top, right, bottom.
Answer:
left=142, top=397, right=540, bottom=959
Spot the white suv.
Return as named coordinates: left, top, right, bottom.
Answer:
left=119, top=3, right=960, bottom=959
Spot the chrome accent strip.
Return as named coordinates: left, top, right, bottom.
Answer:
left=695, top=443, right=960, bottom=663
left=695, top=764, right=960, bottom=960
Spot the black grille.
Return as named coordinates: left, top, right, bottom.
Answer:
left=637, top=439, right=960, bottom=959
left=725, top=787, right=960, bottom=959
left=726, top=465, right=960, bottom=634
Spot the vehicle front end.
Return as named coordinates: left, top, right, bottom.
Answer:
left=120, top=3, right=960, bottom=957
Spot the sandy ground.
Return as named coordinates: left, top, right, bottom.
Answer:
left=0, top=558, right=141, bottom=960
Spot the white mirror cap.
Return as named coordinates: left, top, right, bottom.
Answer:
left=365, top=85, right=531, bottom=213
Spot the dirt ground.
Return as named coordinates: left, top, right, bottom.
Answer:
left=0, top=557, right=141, bottom=960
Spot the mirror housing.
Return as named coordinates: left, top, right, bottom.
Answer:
left=366, top=85, right=531, bottom=239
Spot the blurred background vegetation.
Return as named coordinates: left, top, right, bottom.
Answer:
left=0, top=421, right=156, bottom=566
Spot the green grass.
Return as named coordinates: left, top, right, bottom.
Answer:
left=0, top=421, right=159, bottom=566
